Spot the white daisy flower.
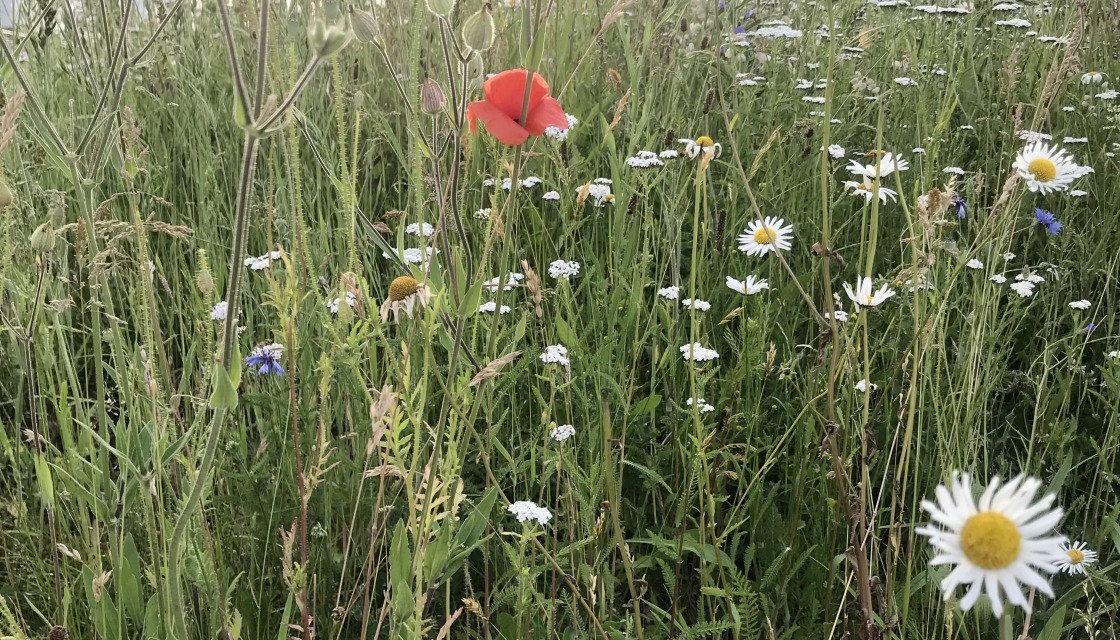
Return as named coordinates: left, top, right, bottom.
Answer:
left=966, top=259, right=984, bottom=270
left=540, top=344, right=569, bottom=366
left=1068, top=299, right=1091, bottom=310
left=681, top=298, right=711, bottom=311
left=1010, top=281, right=1035, bottom=297
left=1054, top=541, right=1097, bottom=576
left=843, top=276, right=896, bottom=308
left=847, top=152, right=909, bottom=179
left=844, top=180, right=899, bottom=204
left=1080, top=71, right=1104, bottom=85
left=507, top=500, right=553, bottom=525
left=737, top=216, right=794, bottom=257
left=657, top=286, right=681, bottom=300
left=686, top=397, right=715, bottom=413
left=726, top=275, right=769, bottom=295
left=918, top=473, right=1065, bottom=616
left=550, top=424, right=576, bottom=442
left=679, top=136, right=721, bottom=160
left=1013, top=142, right=1082, bottom=194
left=680, top=343, right=719, bottom=362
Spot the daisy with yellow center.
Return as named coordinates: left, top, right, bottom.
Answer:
left=1013, top=142, right=1082, bottom=194
left=1053, top=540, right=1097, bottom=576
left=1080, top=71, right=1104, bottom=85
left=842, top=276, right=896, bottom=308
left=380, top=275, right=433, bottom=323
left=843, top=180, right=899, bottom=204
left=679, top=136, right=722, bottom=160
left=737, top=216, right=793, bottom=257
left=918, top=473, right=1066, bottom=616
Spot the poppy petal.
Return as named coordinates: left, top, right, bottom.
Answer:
left=468, top=100, right=531, bottom=145
left=483, top=69, right=550, bottom=121
left=524, top=96, right=569, bottom=136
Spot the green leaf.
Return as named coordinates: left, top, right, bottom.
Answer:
left=630, top=394, right=662, bottom=417
left=458, top=278, right=485, bottom=319
left=445, top=487, right=499, bottom=575
left=33, top=454, right=55, bottom=510
left=1035, top=607, right=1066, bottom=640
left=142, top=594, right=162, bottom=640
left=389, top=521, right=414, bottom=621
left=119, top=534, right=144, bottom=620
left=209, top=364, right=239, bottom=410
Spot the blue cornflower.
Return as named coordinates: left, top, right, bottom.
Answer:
left=951, top=194, right=967, bottom=219
left=1085, top=322, right=1097, bottom=333
left=246, top=342, right=285, bottom=376
left=1033, top=208, right=1062, bottom=235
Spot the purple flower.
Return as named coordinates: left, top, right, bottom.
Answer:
left=734, top=25, right=746, bottom=35
left=1085, top=322, right=1097, bottom=333
left=951, top=194, right=967, bottom=219
left=1033, top=208, right=1062, bottom=235
left=246, top=342, right=285, bottom=376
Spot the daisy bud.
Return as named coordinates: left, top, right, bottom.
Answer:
left=420, top=79, right=447, bottom=114
left=426, top=0, right=455, bottom=18
left=30, top=221, right=55, bottom=254
left=461, top=5, right=496, bottom=52
left=350, top=9, right=381, bottom=44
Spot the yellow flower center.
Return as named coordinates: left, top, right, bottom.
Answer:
left=695, top=136, right=714, bottom=147
left=865, top=293, right=875, bottom=305
left=1067, top=548, right=1085, bottom=565
left=604, top=193, right=616, bottom=202
left=388, top=276, right=422, bottom=302
left=1027, top=158, right=1057, bottom=182
left=753, top=226, right=777, bottom=244
left=960, top=512, right=1021, bottom=570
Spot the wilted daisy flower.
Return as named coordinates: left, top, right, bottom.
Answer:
left=657, top=285, right=680, bottom=300
left=1069, top=299, right=1091, bottom=310
left=1054, top=541, right=1097, bottom=576
left=550, top=424, right=576, bottom=442
left=844, top=180, right=899, bottom=204
left=327, top=292, right=357, bottom=315
left=246, top=343, right=285, bottom=376
left=738, top=216, right=794, bottom=256
left=679, top=136, right=721, bottom=160
left=210, top=301, right=229, bottom=321
left=1010, top=281, right=1035, bottom=297
left=726, top=275, right=769, bottom=295
left=478, top=301, right=512, bottom=314
left=687, top=397, right=715, bottom=413
left=626, top=150, right=665, bottom=168
left=827, top=144, right=846, bottom=159
left=854, top=379, right=878, bottom=393
left=1014, top=143, right=1081, bottom=194
left=918, top=473, right=1065, bottom=616
left=543, top=190, right=560, bottom=201
left=548, top=260, right=581, bottom=280
left=680, top=343, right=719, bottom=362
left=474, top=208, right=492, bottom=220
left=1080, top=71, right=1104, bottom=85
left=540, top=344, right=570, bottom=366
left=380, top=276, right=432, bottom=323
left=844, top=276, right=896, bottom=308
left=681, top=298, right=711, bottom=311
left=847, top=152, right=909, bottom=179
left=405, top=222, right=435, bottom=237
left=1033, top=208, right=1063, bottom=235
left=507, top=500, right=553, bottom=525
left=966, top=259, right=984, bottom=270
left=545, top=113, right=578, bottom=141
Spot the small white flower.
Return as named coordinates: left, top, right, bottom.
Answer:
left=550, top=424, right=576, bottom=442
left=626, top=150, right=665, bottom=168
left=854, top=379, right=878, bottom=393
left=483, top=272, right=525, bottom=291
left=844, top=276, right=896, bottom=308
left=657, top=286, right=680, bottom=300
left=995, top=18, right=1031, bottom=27
left=943, top=166, right=966, bottom=175
left=1003, top=252, right=1016, bottom=261
left=545, top=114, right=578, bottom=141
left=474, top=208, right=492, bottom=220
left=659, top=149, right=680, bottom=159
left=478, top=301, right=512, bottom=314
left=738, top=216, right=794, bottom=256
left=521, top=176, right=543, bottom=189
left=1068, top=299, right=1091, bottom=310
left=686, top=397, right=715, bottom=413
left=1097, top=90, right=1120, bottom=100
left=327, top=292, right=357, bottom=315
left=827, top=144, right=846, bottom=159
left=1063, top=137, right=1088, bottom=144
left=894, top=76, right=918, bottom=87
left=912, top=147, right=927, bottom=154
left=726, top=275, right=769, bottom=295
left=540, top=344, right=570, bottom=366
left=847, top=152, right=909, bottom=179
left=966, top=259, right=984, bottom=270
left=826, top=310, right=849, bottom=323
left=1054, top=540, right=1097, bottom=576
left=990, top=274, right=1008, bottom=284
left=844, top=180, right=899, bottom=204
left=507, top=500, right=553, bottom=525
left=548, top=260, right=581, bottom=281
left=681, top=298, right=711, bottom=311
left=210, top=301, right=229, bottom=321
left=959, top=124, right=975, bottom=131
left=1069, top=189, right=1087, bottom=197
left=802, top=96, right=826, bottom=104
left=1010, top=281, right=1035, bottom=297
left=680, top=343, right=719, bottom=362
left=543, top=190, right=560, bottom=201
left=405, top=222, right=435, bottom=237
left=1107, top=350, right=1120, bottom=359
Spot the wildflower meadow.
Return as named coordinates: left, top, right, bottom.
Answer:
left=2, top=0, right=1120, bottom=638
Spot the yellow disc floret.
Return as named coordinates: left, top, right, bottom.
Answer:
left=388, top=276, right=422, bottom=302
left=1066, top=548, right=1085, bottom=565
left=960, top=512, right=1021, bottom=569
left=1027, top=158, right=1057, bottom=183
left=753, top=226, right=778, bottom=244
left=695, top=136, right=714, bottom=147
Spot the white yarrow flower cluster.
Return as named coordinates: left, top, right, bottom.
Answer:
left=478, top=301, right=512, bottom=314
left=210, top=301, right=229, bottom=321
left=1068, top=299, right=1091, bottom=310
left=244, top=250, right=283, bottom=271
left=405, top=222, right=435, bottom=237
left=626, top=151, right=665, bottom=168
left=680, top=343, right=719, bottom=362
left=681, top=298, right=711, bottom=311
left=541, top=344, right=570, bottom=366
left=550, top=424, right=576, bottom=442
left=327, top=292, right=357, bottom=314
left=687, top=397, right=715, bottom=413
left=507, top=500, right=553, bottom=525
left=545, top=113, right=578, bottom=141
left=548, top=260, right=582, bottom=280
left=657, top=286, right=681, bottom=300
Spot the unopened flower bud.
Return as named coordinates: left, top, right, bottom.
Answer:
left=461, top=5, right=495, bottom=52
left=420, top=79, right=446, bottom=114
left=350, top=9, right=380, bottom=44
left=309, top=18, right=351, bottom=58
left=196, top=249, right=215, bottom=295
left=30, top=221, right=55, bottom=254
left=426, top=0, right=455, bottom=18
left=0, top=179, right=13, bottom=209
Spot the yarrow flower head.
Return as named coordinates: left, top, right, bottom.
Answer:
left=548, top=260, right=581, bottom=280
left=541, top=344, right=570, bottom=366
left=545, top=113, right=578, bottom=141
left=687, top=397, right=715, bottom=413
left=680, top=342, right=719, bottom=362
left=246, top=342, right=285, bottom=376
left=917, top=473, right=1066, bottom=617
left=1033, top=208, right=1062, bottom=235
left=1054, top=541, right=1097, bottom=575
left=210, top=301, right=229, bottom=321
left=657, top=286, right=680, bottom=300
left=405, top=222, right=435, bottom=237
left=1069, top=299, right=1091, bottom=310
left=507, top=500, right=552, bottom=525
left=843, top=276, right=896, bottom=308
left=1010, top=281, right=1035, bottom=298
left=550, top=424, right=576, bottom=442
left=738, top=216, right=794, bottom=256
left=726, top=275, right=769, bottom=295
left=327, top=292, right=357, bottom=315
left=380, top=276, right=432, bottom=323
left=478, top=301, right=512, bottom=314
left=681, top=298, right=711, bottom=311
left=244, top=250, right=283, bottom=271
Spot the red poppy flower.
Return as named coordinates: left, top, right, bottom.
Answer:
left=467, top=69, right=569, bottom=146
